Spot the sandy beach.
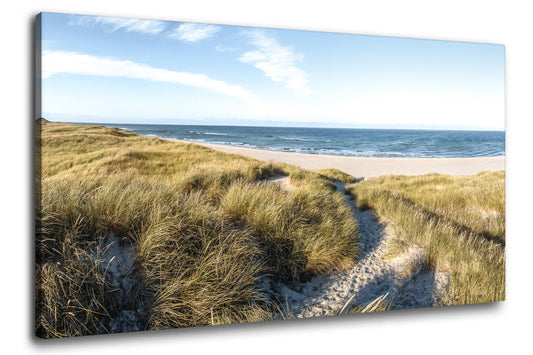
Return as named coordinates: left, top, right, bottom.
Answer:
left=198, top=142, right=505, bottom=178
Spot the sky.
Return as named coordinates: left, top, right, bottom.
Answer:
left=39, top=12, right=505, bottom=130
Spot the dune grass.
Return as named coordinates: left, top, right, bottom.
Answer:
left=221, top=180, right=356, bottom=281
left=346, top=172, right=505, bottom=305
left=36, top=121, right=358, bottom=337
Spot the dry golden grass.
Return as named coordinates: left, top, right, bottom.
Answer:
left=346, top=172, right=505, bottom=305
left=36, top=121, right=358, bottom=337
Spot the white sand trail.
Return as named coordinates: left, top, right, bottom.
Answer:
left=265, top=180, right=449, bottom=317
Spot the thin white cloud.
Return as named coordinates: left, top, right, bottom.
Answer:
left=215, top=45, right=237, bottom=53
left=69, top=15, right=166, bottom=35
left=168, top=23, right=220, bottom=42
left=42, top=50, right=254, bottom=101
left=239, top=31, right=312, bottom=94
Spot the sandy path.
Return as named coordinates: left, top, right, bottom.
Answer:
left=266, top=180, right=449, bottom=317
left=95, top=234, right=148, bottom=333
left=198, top=142, right=504, bottom=178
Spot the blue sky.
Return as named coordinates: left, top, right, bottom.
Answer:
left=40, top=12, right=505, bottom=130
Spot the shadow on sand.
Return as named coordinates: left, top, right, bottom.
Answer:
left=335, top=181, right=442, bottom=311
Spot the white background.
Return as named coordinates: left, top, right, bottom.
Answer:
left=1, top=1, right=531, bottom=353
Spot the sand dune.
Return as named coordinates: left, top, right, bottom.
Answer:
left=198, top=143, right=505, bottom=178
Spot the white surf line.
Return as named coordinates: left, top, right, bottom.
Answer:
left=268, top=179, right=449, bottom=318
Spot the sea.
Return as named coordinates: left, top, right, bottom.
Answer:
left=101, top=124, right=505, bottom=158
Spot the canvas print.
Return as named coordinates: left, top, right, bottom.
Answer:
left=35, top=12, right=505, bottom=338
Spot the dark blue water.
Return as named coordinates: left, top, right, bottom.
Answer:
left=101, top=123, right=505, bottom=158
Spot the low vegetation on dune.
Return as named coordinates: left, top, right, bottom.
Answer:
left=346, top=172, right=505, bottom=305
left=35, top=121, right=505, bottom=337
left=35, top=122, right=358, bottom=338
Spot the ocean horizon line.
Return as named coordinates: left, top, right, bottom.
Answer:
left=68, top=121, right=506, bottom=159
left=60, top=120, right=505, bottom=133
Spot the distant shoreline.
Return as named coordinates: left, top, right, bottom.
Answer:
left=94, top=122, right=505, bottom=160
left=54, top=121, right=507, bottom=178
left=69, top=121, right=505, bottom=132
left=191, top=141, right=505, bottom=178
